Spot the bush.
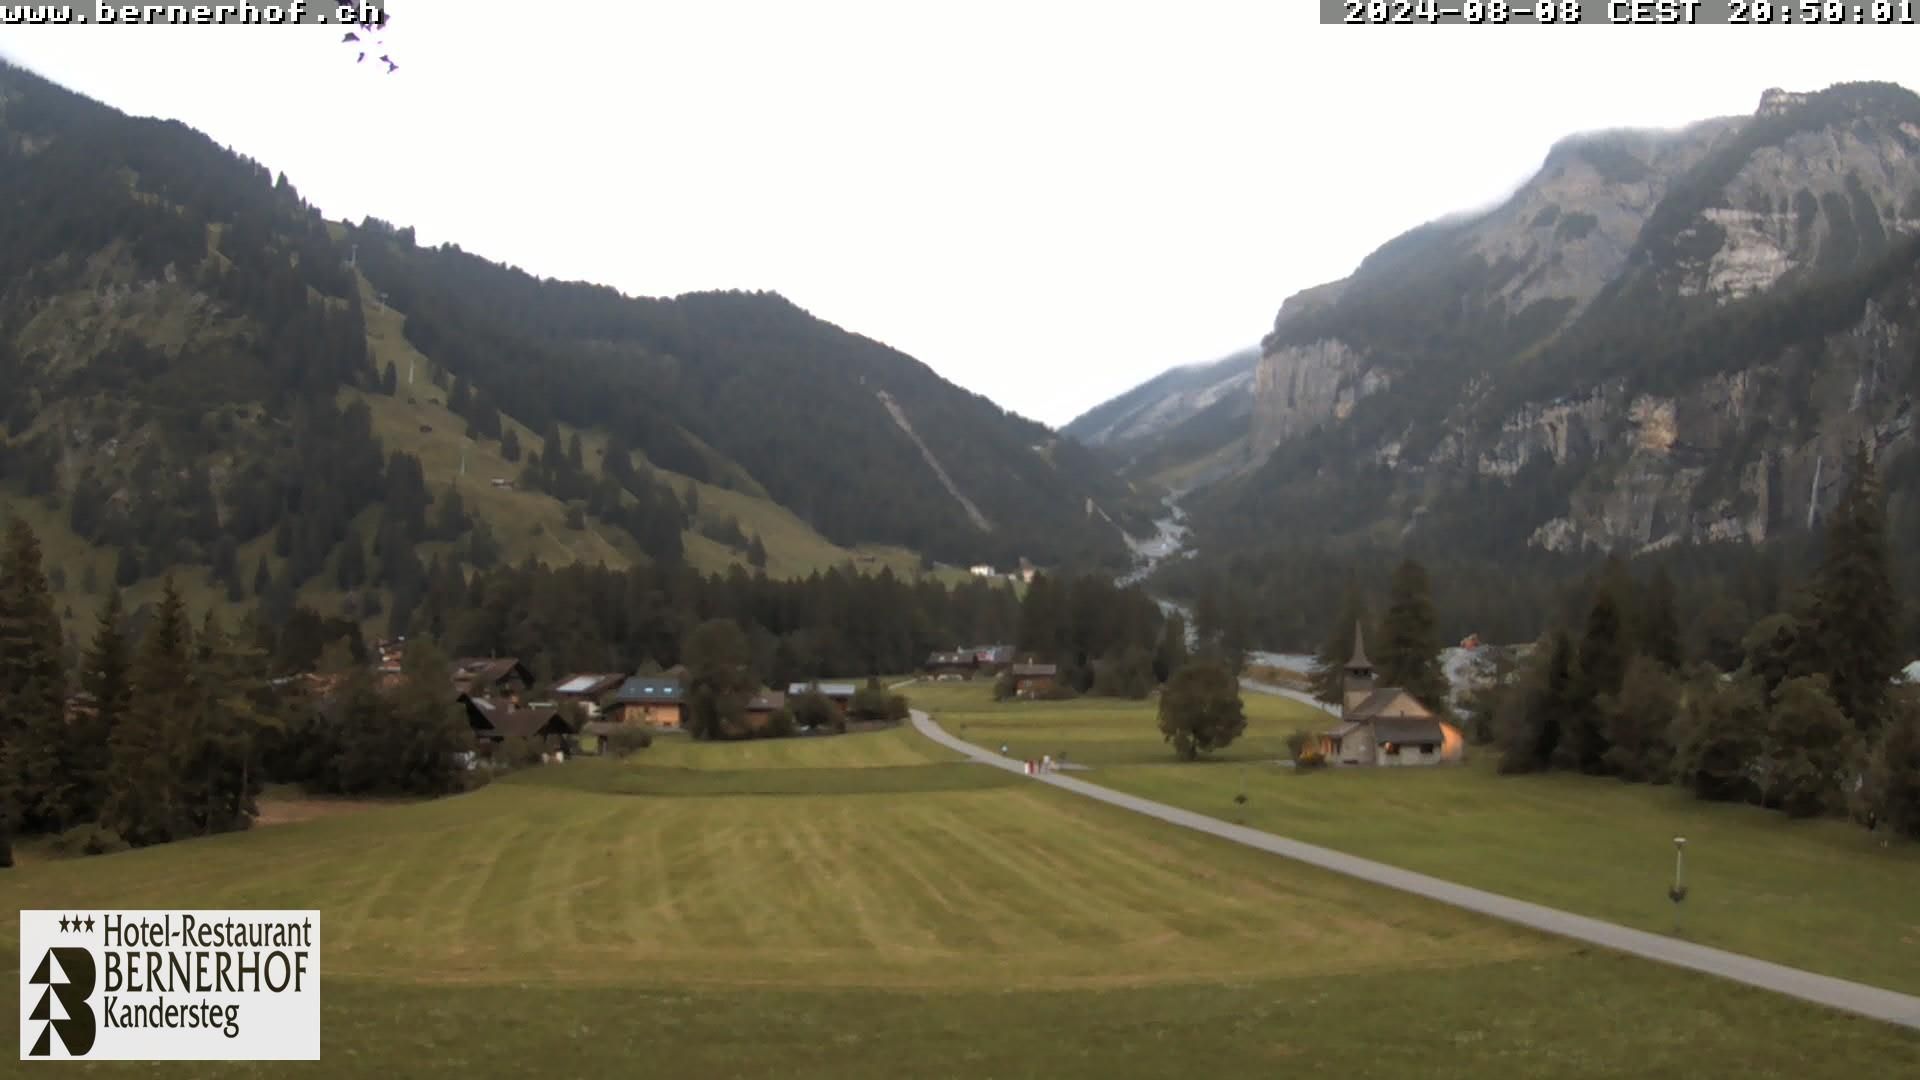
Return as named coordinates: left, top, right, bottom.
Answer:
left=1286, top=729, right=1329, bottom=769
left=52, top=824, right=130, bottom=857
left=603, top=727, right=654, bottom=757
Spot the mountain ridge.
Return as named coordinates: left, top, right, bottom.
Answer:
left=0, top=60, right=1142, bottom=643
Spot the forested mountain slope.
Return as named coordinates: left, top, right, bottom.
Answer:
left=0, top=61, right=1137, bottom=639
left=1097, top=83, right=1920, bottom=650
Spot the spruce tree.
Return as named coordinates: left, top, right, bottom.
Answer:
left=1498, top=631, right=1573, bottom=773
left=1376, top=558, right=1447, bottom=712
left=1153, top=612, right=1190, bottom=684
left=0, top=518, right=72, bottom=832
left=102, top=577, right=195, bottom=846
left=182, top=612, right=270, bottom=835
left=73, top=588, right=131, bottom=823
left=1310, top=584, right=1365, bottom=706
left=1560, top=582, right=1629, bottom=774
left=1807, top=442, right=1899, bottom=733
left=1637, top=567, right=1684, bottom=670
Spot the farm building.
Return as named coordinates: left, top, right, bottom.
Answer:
left=1319, top=626, right=1464, bottom=767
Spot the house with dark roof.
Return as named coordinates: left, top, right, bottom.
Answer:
left=452, top=657, right=534, bottom=702
left=1319, top=626, right=1462, bottom=767
left=608, top=676, right=686, bottom=730
left=1009, top=661, right=1057, bottom=699
left=730, top=690, right=788, bottom=737
left=461, top=695, right=576, bottom=749
left=925, top=650, right=976, bottom=679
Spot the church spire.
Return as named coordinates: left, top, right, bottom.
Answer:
left=1347, top=622, right=1373, bottom=674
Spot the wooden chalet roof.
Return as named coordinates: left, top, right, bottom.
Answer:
left=745, top=691, right=787, bottom=712
left=490, top=706, right=575, bottom=739
left=453, top=657, right=531, bottom=689
left=1011, top=663, right=1057, bottom=677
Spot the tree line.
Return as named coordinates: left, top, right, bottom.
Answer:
left=0, top=518, right=478, bottom=865
left=1475, top=445, right=1920, bottom=838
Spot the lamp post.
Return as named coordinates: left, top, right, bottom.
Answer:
left=1668, top=836, right=1689, bottom=935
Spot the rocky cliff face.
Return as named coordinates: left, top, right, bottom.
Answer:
left=1087, top=81, right=1920, bottom=560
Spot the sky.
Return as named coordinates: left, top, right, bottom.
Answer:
left=1, top=4, right=1915, bottom=427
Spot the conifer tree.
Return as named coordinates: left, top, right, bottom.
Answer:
left=1310, top=584, right=1366, bottom=706
left=1560, top=582, right=1630, bottom=774
left=1, top=518, right=72, bottom=832
left=1153, top=612, right=1190, bottom=684
left=182, top=612, right=270, bottom=835
left=73, top=588, right=131, bottom=822
left=1377, top=558, right=1447, bottom=713
left=1498, top=630, right=1573, bottom=774
left=1806, top=443, right=1899, bottom=733
left=1637, top=567, right=1684, bottom=670
left=102, top=577, right=195, bottom=846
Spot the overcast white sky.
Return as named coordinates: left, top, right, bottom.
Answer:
left=1, top=4, right=1914, bottom=426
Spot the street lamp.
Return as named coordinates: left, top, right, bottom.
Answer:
left=1669, top=836, right=1689, bottom=934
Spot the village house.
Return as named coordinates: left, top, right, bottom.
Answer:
left=924, top=650, right=976, bottom=679
left=552, top=673, right=628, bottom=719
left=452, top=657, right=534, bottom=703
left=787, top=681, right=857, bottom=714
left=972, top=645, right=1015, bottom=672
left=467, top=700, right=576, bottom=752
left=732, top=690, right=787, bottom=737
left=608, top=676, right=687, bottom=730
left=1319, top=626, right=1463, bottom=767
left=1009, top=661, right=1057, bottom=699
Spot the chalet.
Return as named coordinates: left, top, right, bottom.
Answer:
left=972, top=645, right=1015, bottom=672
left=452, top=657, right=534, bottom=702
left=1319, top=626, right=1463, bottom=767
left=552, top=673, right=628, bottom=718
left=1009, top=661, right=1057, bottom=699
left=470, top=701, right=575, bottom=750
left=925, top=650, right=976, bottom=679
left=787, top=682, right=857, bottom=713
left=608, top=676, right=686, bottom=730
left=969, top=564, right=997, bottom=578
left=733, top=690, right=787, bottom=737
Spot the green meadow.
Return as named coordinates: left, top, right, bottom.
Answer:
left=1, top=719, right=1914, bottom=1076
left=908, top=680, right=1920, bottom=996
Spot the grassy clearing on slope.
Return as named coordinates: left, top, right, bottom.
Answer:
left=909, top=682, right=1920, bottom=996
left=1, top=720, right=1914, bottom=1076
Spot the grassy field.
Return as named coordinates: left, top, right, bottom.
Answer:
left=907, top=680, right=1323, bottom=766
left=906, top=681, right=1920, bottom=997
left=4, top=724, right=1917, bottom=1076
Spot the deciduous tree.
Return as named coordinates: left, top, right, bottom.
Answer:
left=1157, top=660, right=1246, bottom=762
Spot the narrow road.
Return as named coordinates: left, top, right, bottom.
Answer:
left=1239, top=677, right=1339, bottom=716
left=910, top=710, right=1920, bottom=1032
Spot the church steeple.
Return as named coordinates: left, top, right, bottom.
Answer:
left=1343, top=623, right=1375, bottom=714
left=1346, top=623, right=1373, bottom=677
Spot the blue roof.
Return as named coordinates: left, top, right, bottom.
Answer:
left=614, top=677, right=683, bottom=704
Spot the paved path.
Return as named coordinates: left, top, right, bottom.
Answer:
left=911, top=710, right=1920, bottom=1031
